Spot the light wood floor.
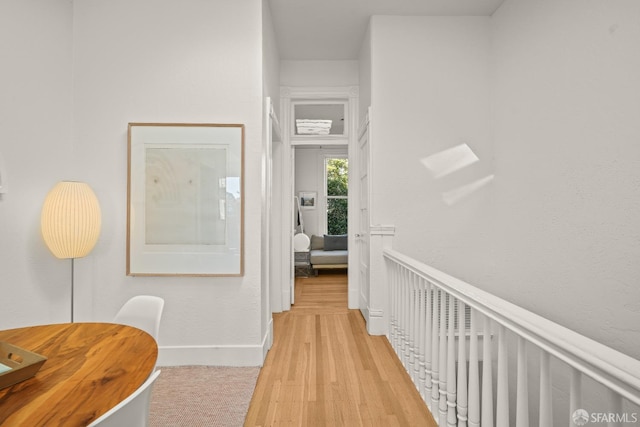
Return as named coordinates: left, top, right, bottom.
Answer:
left=245, top=272, right=436, bottom=426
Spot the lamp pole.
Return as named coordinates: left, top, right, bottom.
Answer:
left=71, top=258, right=75, bottom=322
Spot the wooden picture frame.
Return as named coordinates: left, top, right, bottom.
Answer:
left=127, top=123, right=244, bottom=276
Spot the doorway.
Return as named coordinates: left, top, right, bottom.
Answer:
left=279, top=86, right=360, bottom=312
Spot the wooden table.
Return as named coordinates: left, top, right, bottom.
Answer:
left=0, top=323, right=157, bottom=427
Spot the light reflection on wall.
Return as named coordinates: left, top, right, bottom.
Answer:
left=420, top=143, right=479, bottom=179
left=442, top=174, right=495, bottom=206
left=420, top=143, right=493, bottom=205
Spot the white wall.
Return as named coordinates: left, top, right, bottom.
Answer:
left=358, top=24, right=372, bottom=126
left=368, top=1, right=640, bottom=361
left=0, top=0, right=74, bottom=328
left=263, top=0, right=281, bottom=115
left=280, top=60, right=359, bottom=87
left=489, top=0, right=640, bottom=359
left=370, top=15, right=493, bottom=278
left=71, top=0, right=265, bottom=366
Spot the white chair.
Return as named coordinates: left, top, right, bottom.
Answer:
left=114, top=295, right=165, bottom=341
left=88, top=369, right=161, bottom=427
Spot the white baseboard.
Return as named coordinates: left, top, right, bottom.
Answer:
left=158, top=320, right=273, bottom=367
left=366, top=307, right=387, bottom=336
left=359, top=306, right=386, bottom=336
left=263, top=317, right=274, bottom=361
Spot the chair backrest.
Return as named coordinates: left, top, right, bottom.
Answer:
left=88, top=369, right=161, bottom=427
left=114, top=295, right=165, bottom=341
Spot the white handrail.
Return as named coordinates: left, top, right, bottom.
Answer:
left=383, top=248, right=640, bottom=407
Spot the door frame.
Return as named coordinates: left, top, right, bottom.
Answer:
left=265, top=97, right=285, bottom=315
left=357, top=108, right=371, bottom=321
left=279, top=86, right=360, bottom=310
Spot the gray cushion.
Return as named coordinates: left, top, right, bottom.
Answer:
left=310, top=234, right=324, bottom=250
left=323, top=234, right=347, bottom=251
left=310, top=250, right=348, bottom=265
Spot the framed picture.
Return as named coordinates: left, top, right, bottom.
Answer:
left=127, top=123, right=244, bottom=276
left=299, top=191, right=317, bottom=210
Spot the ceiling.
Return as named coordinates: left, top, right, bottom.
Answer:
left=267, top=0, right=506, bottom=60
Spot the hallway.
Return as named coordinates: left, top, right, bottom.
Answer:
left=245, top=272, right=436, bottom=426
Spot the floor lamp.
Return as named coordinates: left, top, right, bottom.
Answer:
left=41, top=181, right=101, bottom=322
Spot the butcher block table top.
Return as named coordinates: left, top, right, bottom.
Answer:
left=0, top=322, right=157, bottom=426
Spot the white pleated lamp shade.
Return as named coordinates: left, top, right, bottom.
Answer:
left=41, top=181, right=102, bottom=259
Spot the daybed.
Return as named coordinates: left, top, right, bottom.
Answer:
left=309, top=234, right=348, bottom=273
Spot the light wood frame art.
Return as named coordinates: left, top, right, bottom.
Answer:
left=127, top=123, right=244, bottom=276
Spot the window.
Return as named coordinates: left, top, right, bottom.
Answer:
left=293, top=102, right=347, bottom=136
left=325, top=157, right=348, bottom=235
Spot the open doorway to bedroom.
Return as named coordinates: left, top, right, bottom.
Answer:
left=294, top=147, right=349, bottom=277
left=281, top=86, right=359, bottom=312
left=294, top=146, right=349, bottom=309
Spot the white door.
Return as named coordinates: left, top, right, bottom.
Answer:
left=357, top=109, right=371, bottom=314
left=263, top=98, right=272, bottom=319
left=267, top=98, right=284, bottom=314
left=290, top=148, right=296, bottom=306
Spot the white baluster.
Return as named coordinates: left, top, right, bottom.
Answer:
left=481, top=316, right=494, bottom=427
left=425, top=281, right=433, bottom=407
left=447, top=295, right=457, bottom=426
left=404, top=269, right=411, bottom=367
left=516, top=337, right=528, bottom=427
left=418, top=278, right=427, bottom=399
left=539, top=351, right=552, bottom=427
left=393, top=267, right=400, bottom=355
left=399, top=268, right=407, bottom=365
left=468, top=309, right=480, bottom=427
left=608, top=390, right=623, bottom=427
left=390, top=264, right=397, bottom=353
left=439, top=292, right=448, bottom=423
left=457, top=300, right=468, bottom=427
left=397, top=265, right=402, bottom=353
left=411, top=275, right=421, bottom=389
left=395, top=268, right=401, bottom=356
left=569, top=368, right=582, bottom=427
left=431, top=288, right=441, bottom=415
left=496, top=325, right=509, bottom=427
left=410, top=272, right=418, bottom=384
left=397, top=265, right=402, bottom=354
left=407, top=271, right=415, bottom=380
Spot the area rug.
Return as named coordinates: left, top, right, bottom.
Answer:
left=149, top=365, right=260, bottom=427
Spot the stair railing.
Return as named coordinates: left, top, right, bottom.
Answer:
left=384, top=248, right=640, bottom=427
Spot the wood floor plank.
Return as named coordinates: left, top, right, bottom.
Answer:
left=245, top=272, right=436, bottom=426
